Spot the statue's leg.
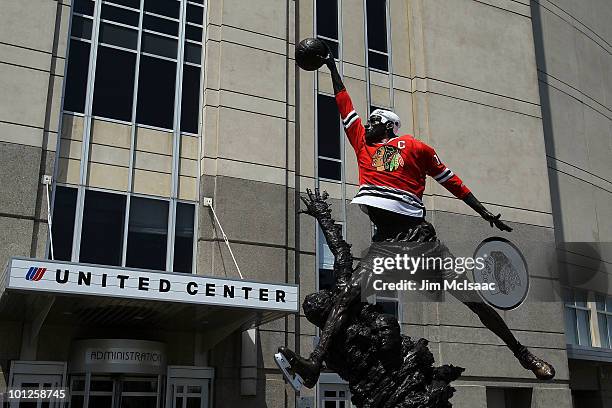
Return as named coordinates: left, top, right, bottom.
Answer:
left=278, top=279, right=361, bottom=388
left=445, top=275, right=555, bottom=380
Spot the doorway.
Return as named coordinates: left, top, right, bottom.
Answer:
left=8, top=361, right=67, bottom=408
left=68, top=375, right=160, bottom=408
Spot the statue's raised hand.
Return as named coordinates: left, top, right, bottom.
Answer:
left=298, top=188, right=331, bottom=218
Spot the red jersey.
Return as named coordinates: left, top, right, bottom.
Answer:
left=336, top=89, right=471, bottom=217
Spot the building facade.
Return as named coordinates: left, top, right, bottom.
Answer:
left=0, top=0, right=610, bottom=407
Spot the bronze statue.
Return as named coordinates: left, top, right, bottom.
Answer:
left=278, top=39, right=555, bottom=406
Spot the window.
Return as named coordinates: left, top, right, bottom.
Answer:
left=173, top=202, right=195, bottom=273
left=64, top=40, right=91, bottom=113
left=92, top=46, right=137, bottom=121
left=317, top=94, right=341, bottom=181
left=564, top=288, right=592, bottom=346
left=316, top=0, right=339, bottom=59
left=596, top=294, right=612, bottom=348
left=50, top=186, right=78, bottom=261
left=318, top=224, right=341, bottom=291
left=53, top=189, right=196, bottom=272
left=136, top=56, right=176, bottom=129
left=126, top=197, right=169, bottom=271
left=366, top=0, right=389, bottom=71
left=62, top=0, right=204, bottom=132
left=79, top=190, right=126, bottom=266
left=319, top=383, right=353, bottom=408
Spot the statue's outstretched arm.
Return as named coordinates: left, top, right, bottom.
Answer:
left=299, top=189, right=353, bottom=278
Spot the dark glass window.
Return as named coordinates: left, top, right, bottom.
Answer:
left=317, top=94, right=340, bottom=159
left=366, top=0, right=388, bottom=53
left=318, top=158, right=341, bottom=180
left=144, top=0, right=180, bottom=19
left=186, top=4, right=203, bottom=25
left=173, top=203, right=195, bottom=273
left=79, top=190, right=126, bottom=266
left=71, top=16, right=92, bottom=39
left=92, top=46, right=137, bottom=121
left=64, top=40, right=91, bottom=113
left=107, top=0, right=140, bottom=9
left=144, top=14, right=179, bottom=36
left=319, top=269, right=335, bottom=291
left=378, top=300, right=398, bottom=318
left=136, top=56, right=176, bottom=129
left=181, top=65, right=200, bottom=133
left=184, top=42, right=201, bottom=64
left=320, top=38, right=338, bottom=59
left=142, top=32, right=177, bottom=58
left=126, top=197, right=169, bottom=271
left=185, top=25, right=203, bottom=42
left=368, top=51, right=388, bottom=71
left=316, top=0, right=338, bottom=59
left=99, top=23, right=138, bottom=49
left=74, top=0, right=94, bottom=16
left=101, top=4, right=140, bottom=26
left=50, top=186, right=78, bottom=261
left=316, top=0, right=338, bottom=39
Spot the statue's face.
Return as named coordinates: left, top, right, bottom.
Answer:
left=365, top=115, right=388, bottom=144
left=374, top=316, right=402, bottom=357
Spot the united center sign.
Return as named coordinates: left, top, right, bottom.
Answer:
left=3, top=258, right=298, bottom=312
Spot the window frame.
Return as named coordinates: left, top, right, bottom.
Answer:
left=52, top=0, right=206, bottom=269
left=364, top=0, right=391, bottom=73
left=52, top=184, right=197, bottom=273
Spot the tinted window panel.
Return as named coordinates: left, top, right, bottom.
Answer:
left=319, top=268, right=335, bottom=291
left=318, top=158, right=341, bottom=180
left=136, top=56, right=176, bottom=128
left=106, top=0, right=140, bottom=9
left=144, top=0, right=180, bottom=18
left=186, top=4, right=203, bottom=25
left=126, top=197, right=168, bottom=271
left=181, top=65, right=200, bottom=133
left=173, top=203, right=195, bottom=273
left=99, top=23, right=138, bottom=49
left=144, top=14, right=179, bottom=36
left=142, top=32, right=177, bottom=58
left=317, top=94, right=340, bottom=159
left=101, top=4, right=140, bottom=26
left=71, top=16, right=93, bottom=39
left=185, top=25, right=203, bottom=41
left=316, top=0, right=338, bottom=40
left=368, top=50, right=388, bottom=71
left=79, top=190, right=126, bottom=266
left=366, top=0, right=388, bottom=52
left=64, top=40, right=91, bottom=113
left=74, top=0, right=95, bottom=16
left=92, top=46, right=136, bottom=121
left=51, top=186, right=78, bottom=261
left=319, top=37, right=338, bottom=59
left=184, top=42, right=201, bottom=64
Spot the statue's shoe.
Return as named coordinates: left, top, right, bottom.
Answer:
left=514, top=347, right=555, bottom=380
left=278, top=346, right=321, bottom=388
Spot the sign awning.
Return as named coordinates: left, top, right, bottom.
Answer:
left=0, top=257, right=299, bottom=345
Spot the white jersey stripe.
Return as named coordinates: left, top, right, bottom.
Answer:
left=438, top=171, right=454, bottom=183
left=344, top=114, right=359, bottom=128
left=342, top=110, right=357, bottom=124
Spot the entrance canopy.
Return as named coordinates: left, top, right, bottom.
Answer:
left=0, top=258, right=299, bottom=347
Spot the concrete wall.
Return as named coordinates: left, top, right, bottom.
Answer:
left=532, top=0, right=612, bottom=255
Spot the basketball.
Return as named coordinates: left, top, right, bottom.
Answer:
left=295, top=38, right=328, bottom=71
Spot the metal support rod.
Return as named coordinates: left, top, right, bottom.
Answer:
left=43, top=178, right=55, bottom=260
left=204, top=199, right=244, bottom=280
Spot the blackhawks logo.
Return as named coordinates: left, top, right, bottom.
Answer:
left=371, top=145, right=404, bottom=172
